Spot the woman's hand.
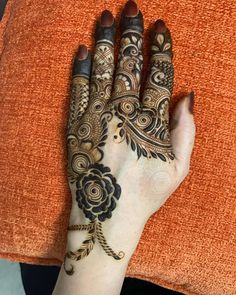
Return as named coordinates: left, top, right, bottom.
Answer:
left=53, top=1, right=195, bottom=294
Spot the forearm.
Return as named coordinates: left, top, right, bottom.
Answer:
left=53, top=244, right=128, bottom=295
left=53, top=206, right=146, bottom=295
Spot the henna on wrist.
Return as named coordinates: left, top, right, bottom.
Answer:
left=64, top=1, right=175, bottom=275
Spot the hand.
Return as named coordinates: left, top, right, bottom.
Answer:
left=64, top=1, right=195, bottom=275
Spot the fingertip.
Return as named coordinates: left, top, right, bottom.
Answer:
left=76, top=44, right=88, bottom=60
left=100, top=10, right=114, bottom=27
left=72, top=45, right=92, bottom=77
left=96, top=10, right=116, bottom=44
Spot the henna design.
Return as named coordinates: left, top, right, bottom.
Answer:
left=67, top=223, right=94, bottom=231
left=68, top=76, right=90, bottom=129
left=65, top=13, right=125, bottom=274
left=65, top=7, right=175, bottom=274
left=113, top=103, right=174, bottom=161
left=75, top=163, right=121, bottom=222
left=64, top=223, right=96, bottom=275
left=112, top=24, right=174, bottom=161
left=96, top=222, right=125, bottom=260
left=112, top=29, right=143, bottom=103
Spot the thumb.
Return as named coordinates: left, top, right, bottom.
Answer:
left=170, top=92, right=196, bottom=174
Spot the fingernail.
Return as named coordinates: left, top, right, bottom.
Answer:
left=154, top=19, right=167, bottom=33
left=77, top=45, right=88, bottom=60
left=124, top=0, right=139, bottom=17
left=188, top=91, right=195, bottom=114
left=100, top=10, right=114, bottom=27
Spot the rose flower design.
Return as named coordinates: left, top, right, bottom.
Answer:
left=76, top=163, right=121, bottom=222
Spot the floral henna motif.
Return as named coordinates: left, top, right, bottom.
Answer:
left=112, top=29, right=143, bottom=103
left=65, top=25, right=125, bottom=272
left=65, top=7, right=175, bottom=275
left=113, top=102, right=174, bottom=161
left=111, top=26, right=174, bottom=161
left=65, top=108, right=124, bottom=274
left=76, top=163, right=121, bottom=222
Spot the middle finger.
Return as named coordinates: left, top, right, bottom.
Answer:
left=112, top=0, right=144, bottom=105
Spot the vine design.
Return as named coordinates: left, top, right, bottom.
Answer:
left=64, top=39, right=125, bottom=275
left=65, top=12, right=175, bottom=274
left=111, top=28, right=174, bottom=161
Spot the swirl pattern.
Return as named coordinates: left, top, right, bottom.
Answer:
left=76, top=163, right=121, bottom=222
left=65, top=7, right=175, bottom=275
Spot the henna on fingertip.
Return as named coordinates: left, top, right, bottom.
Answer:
left=72, top=45, right=91, bottom=77
left=96, top=10, right=116, bottom=44
left=152, top=19, right=173, bottom=58
left=121, top=0, right=144, bottom=33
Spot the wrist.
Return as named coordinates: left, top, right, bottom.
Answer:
left=53, top=207, right=145, bottom=295
left=67, top=196, right=147, bottom=263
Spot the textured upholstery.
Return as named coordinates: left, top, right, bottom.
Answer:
left=0, top=1, right=235, bottom=294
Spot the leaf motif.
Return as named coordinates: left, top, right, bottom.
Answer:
left=131, top=35, right=137, bottom=43
left=73, top=226, right=95, bottom=261
left=157, top=153, right=166, bottom=162
left=119, top=128, right=125, bottom=137
left=64, top=223, right=96, bottom=274
left=100, top=135, right=108, bottom=142
left=168, top=153, right=175, bottom=160
left=101, top=117, right=106, bottom=126
left=163, top=43, right=171, bottom=51
left=126, top=135, right=130, bottom=145
left=98, top=142, right=106, bottom=147
left=137, top=145, right=142, bottom=159
left=150, top=151, right=157, bottom=159
left=157, top=34, right=164, bottom=46
left=142, top=148, right=148, bottom=157
left=151, top=45, right=160, bottom=52
left=131, top=139, right=136, bottom=151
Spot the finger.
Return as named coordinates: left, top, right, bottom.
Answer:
left=89, top=10, right=115, bottom=112
left=68, top=45, right=91, bottom=132
left=170, top=92, right=196, bottom=175
left=111, top=0, right=144, bottom=105
left=142, top=20, right=173, bottom=126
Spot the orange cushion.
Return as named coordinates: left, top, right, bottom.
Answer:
left=0, top=1, right=235, bottom=294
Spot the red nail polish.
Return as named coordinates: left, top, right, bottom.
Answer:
left=124, top=0, right=139, bottom=17
left=100, top=10, right=114, bottom=27
left=154, top=19, right=167, bottom=33
left=188, top=91, right=195, bottom=114
left=77, top=45, right=88, bottom=60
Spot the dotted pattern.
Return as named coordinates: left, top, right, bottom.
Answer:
left=152, top=61, right=174, bottom=93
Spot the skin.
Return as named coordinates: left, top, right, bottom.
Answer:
left=53, top=1, right=196, bottom=294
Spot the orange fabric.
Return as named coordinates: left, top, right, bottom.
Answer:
left=0, top=0, right=235, bottom=294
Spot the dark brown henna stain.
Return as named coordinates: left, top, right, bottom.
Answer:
left=64, top=224, right=96, bottom=275
left=100, top=10, right=114, bottom=27
left=111, top=19, right=174, bottom=161
left=65, top=15, right=123, bottom=274
left=65, top=6, right=176, bottom=274
left=75, top=163, right=121, bottom=222
left=123, top=0, right=139, bottom=17
left=154, top=19, right=167, bottom=34
left=77, top=44, right=88, bottom=60
left=96, top=222, right=125, bottom=260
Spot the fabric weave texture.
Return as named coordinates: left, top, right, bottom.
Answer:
left=0, top=1, right=235, bottom=294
